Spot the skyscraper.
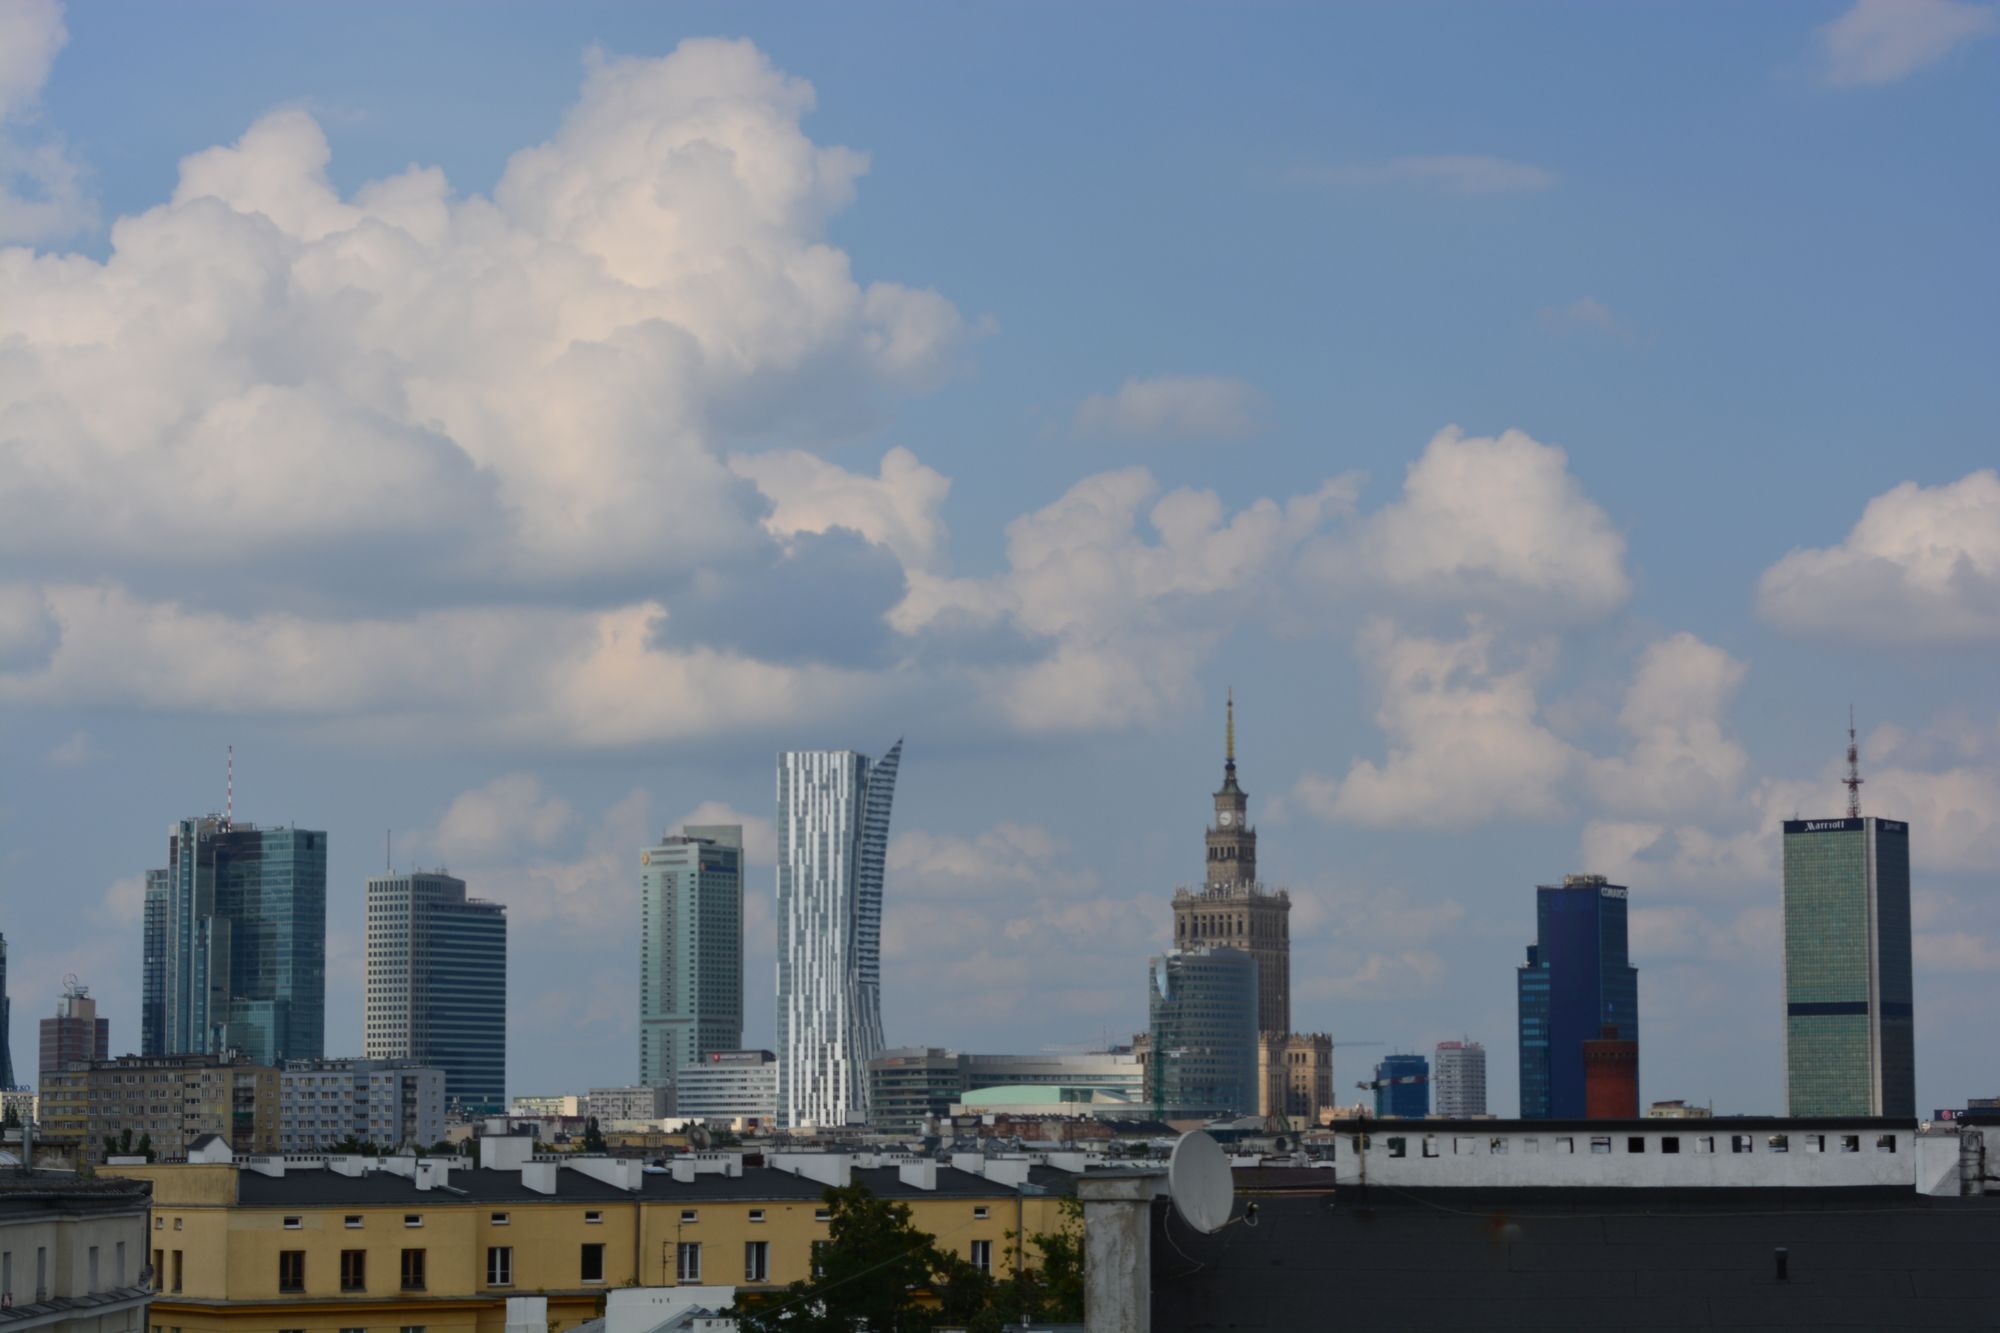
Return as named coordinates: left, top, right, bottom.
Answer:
left=1372, top=1053, right=1430, bottom=1118
left=1148, top=947, right=1260, bottom=1118
left=639, top=825, right=744, bottom=1094
left=0, top=932, right=13, bottom=1090
left=145, top=816, right=328, bottom=1065
left=39, top=979, right=110, bottom=1083
left=776, top=742, right=901, bottom=1128
left=1433, top=1040, right=1487, bottom=1117
left=365, top=871, right=508, bottom=1115
left=1783, top=815, right=1914, bottom=1117
left=1172, top=693, right=1291, bottom=1036
left=1518, top=874, right=1638, bottom=1119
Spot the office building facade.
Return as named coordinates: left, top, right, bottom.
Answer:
left=1783, top=816, right=1915, bottom=1117
left=364, top=871, right=507, bottom=1115
left=1518, top=874, right=1638, bottom=1119
left=675, top=1050, right=779, bottom=1125
left=866, top=1048, right=1147, bottom=1133
left=279, top=1059, right=445, bottom=1152
left=639, top=825, right=744, bottom=1094
left=1433, top=1040, right=1487, bottom=1117
left=776, top=743, right=902, bottom=1128
left=39, top=1054, right=279, bottom=1163
left=144, top=817, right=327, bottom=1066
left=0, top=932, right=12, bottom=1090
left=39, top=981, right=110, bottom=1084
left=1373, top=1053, right=1430, bottom=1118
left=1148, top=947, right=1260, bottom=1118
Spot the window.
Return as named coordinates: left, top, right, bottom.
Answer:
left=815, top=1209, right=832, bottom=1223
left=283, top=1216, right=302, bottom=1230
left=970, top=1240, right=992, bottom=1274
left=973, top=1206, right=990, bottom=1220
left=1489, top=1138, right=1508, bottom=1156
left=744, top=1241, right=769, bottom=1283
left=400, top=1248, right=426, bottom=1292
left=680, top=1209, right=698, bottom=1223
left=1768, top=1134, right=1790, bottom=1153
left=748, top=1209, right=766, bottom=1223
left=153, top=1248, right=163, bottom=1284
left=278, top=1251, right=306, bottom=1292
left=400, top=1326, right=426, bottom=1333
left=584, top=1210, right=603, bottom=1225
left=1421, top=1136, right=1439, bottom=1158
left=172, top=1250, right=184, bottom=1293
left=1556, top=1137, right=1575, bottom=1154
left=581, top=1244, right=605, bottom=1284
left=1731, top=1134, right=1753, bottom=1154
left=1662, top=1136, right=1681, bottom=1154
left=341, top=1249, right=366, bottom=1292
left=117, top=1242, right=127, bottom=1286
left=811, top=1241, right=828, bottom=1278
left=344, top=1215, right=363, bottom=1229
left=341, top=1328, right=365, bottom=1333
left=1453, top=1137, right=1476, bottom=1155
left=404, top=1214, right=423, bottom=1228
left=490, top=1212, right=510, bottom=1226
left=1589, top=1137, right=1612, bottom=1154
left=1877, top=1135, right=1898, bottom=1153
left=173, top=1219, right=183, bottom=1231
left=1695, top=1136, right=1715, bottom=1154
left=1808, top=1134, right=1827, bottom=1153
left=676, top=1243, right=700, bottom=1284
left=1386, top=1137, right=1407, bottom=1158
left=154, top=1217, right=163, bottom=1231
left=487, top=1247, right=513, bottom=1288
left=1841, top=1134, right=1861, bottom=1153
left=1627, top=1137, right=1646, bottom=1154
left=89, top=1246, right=100, bottom=1293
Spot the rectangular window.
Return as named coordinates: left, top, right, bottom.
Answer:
left=491, top=1212, right=510, bottom=1226
left=744, top=1241, right=769, bottom=1283
left=283, top=1216, right=302, bottom=1230
left=154, top=1218, right=163, bottom=1231
left=1661, top=1136, right=1681, bottom=1154
left=341, top=1250, right=366, bottom=1293
left=1627, top=1137, right=1646, bottom=1154
left=345, top=1215, right=363, bottom=1229
left=1695, top=1136, right=1715, bottom=1154
left=1489, top=1138, right=1508, bottom=1155
left=117, top=1242, right=127, bottom=1286
left=1589, top=1137, right=1612, bottom=1154
left=581, top=1243, right=605, bottom=1284
left=584, top=1210, right=603, bottom=1225
left=1453, top=1137, right=1476, bottom=1155
left=1877, top=1135, right=1898, bottom=1153
left=1731, top=1134, right=1753, bottom=1154
left=152, top=1248, right=163, bottom=1284
left=1421, top=1136, right=1439, bottom=1158
left=88, top=1246, right=100, bottom=1293
left=970, top=1240, right=992, bottom=1274
left=811, top=1241, right=828, bottom=1278
left=1386, top=1137, right=1407, bottom=1159
left=487, top=1247, right=512, bottom=1287
left=1809, top=1134, right=1827, bottom=1153
left=278, top=1251, right=305, bottom=1293
left=400, top=1248, right=426, bottom=1292
left=1556, top=1137, right=1575, bottom=1154
left=815, top=1209, right=832, bottom=1223
left=680, top=1209, right=698, bottom=1224
left=172, top=1250, right=183, bottom=1293
left=404, top=1214, right=423, bottom=1228
left=676, top=1243, right=700, bottom=1284
left=749, top=1209, right=766, bottom=1223
left=1768, top=1134, right=1790, bottom=1153
left=1841, top=1134, right=1860, bottom=1153
left=400, top=1327, right=425, bottom=1333
left=973, top=1206, right=990, bottom=1220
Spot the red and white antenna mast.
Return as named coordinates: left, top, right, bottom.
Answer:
left=225, top=744, right=235, bottom=830
left=1844, top=707, right=1863, bottom=819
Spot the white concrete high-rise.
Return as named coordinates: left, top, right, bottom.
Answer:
left=1433, top=1040, right=1488, bottom=1117
left=365, top=871, right=507, bottom=1115
left=775, top=742, right=902, bottom=1128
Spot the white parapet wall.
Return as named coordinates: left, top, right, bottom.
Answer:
left=1327, top=1121, right=1922, bottom=1189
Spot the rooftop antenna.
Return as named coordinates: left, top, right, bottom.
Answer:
left=386, top=829, right=393, bottom=873
left=1225, top=686, right=1236, bottom=769
left=224, top=744, right=234, bottom=830
left=1845, top=705, right=1863, bottom=818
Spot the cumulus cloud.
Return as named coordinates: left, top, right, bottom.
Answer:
left=731, top=446, right=951, bottom=574
left=0, top=583, right=58, bottom=670
left=1586, top=633, right=1751, bottom=819
left=0, top=0, right=93, bottom=243
left=1070, top=375, right=1270, bottom=444
left=1304, top=426, right=1630, bottom=618
left=1295, top=619, right=1579, bottom=828
left=426, top=773, right=575, bottom=865
left=1814, top=0, right=1998, bottom=86
left=1758, top=470, right=2000, bottom=644
left=1289, top=155, right=1556, bottom=195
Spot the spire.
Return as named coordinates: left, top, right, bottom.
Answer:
left=1226, top=687, right=1236, bottom=770
left=1845, top=705, right=1863, bottom=819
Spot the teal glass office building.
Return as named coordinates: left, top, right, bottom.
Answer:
left=639, top=825, right=744, bottom=1096
left=1783, top=816, right=1914, bottom=1117
left=144, top=817, right=327, bottom=1065
left=365, top=871, right=508, bottom=1116
left=1148, top=946, right=1259, bottom=1117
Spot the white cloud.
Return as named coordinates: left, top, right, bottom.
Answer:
left=1815, top=0, right=1998, bottom=86
left=731, top=446, right=951, bottom=574
left=0, top=0, right=93, bottom=243
left=1296, top=619, right=1579, bottom=828
left=1305, top=426, right=1630, bottom=618
left=1290, top=155, right=1556, bottom=195
left=1758, top=470, right=2000, bottom=644
left=0, top=583, right=58, bottom=669
left=1586, top=633, right=1750, bottom=819
left=427, top=773, right=574, bottom=865
left=90, top=873, right=146, bottom=928
left=1537, top=297, right=1622, bottom=335
left=1070, top=375, right=1270, bottom=443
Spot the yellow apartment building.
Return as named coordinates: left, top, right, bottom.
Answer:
left=108, top=1141, right=1083, bottom=1333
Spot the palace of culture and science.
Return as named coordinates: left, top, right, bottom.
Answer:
left=1168, top=694, right=1334, bottom=1123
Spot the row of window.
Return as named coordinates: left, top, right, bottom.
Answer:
left=1377, top=1132, right=1901, bottom=1158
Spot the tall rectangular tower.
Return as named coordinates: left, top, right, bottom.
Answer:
left=1148, top=947, right=1260, bottom=1118
left=1782, top=816, right=1914, bottom=1117
left=0, top=932, right=12, bottom=1089
left=1434, top=1040, right=1487, bottom=1117
left=39, top=981, right=110, bottom=1083
left=1517, top=875, right=1637, bottom=1119
left=150, top=817, right=327, bottom=1066
left=639, top=825, right=744, bottom=1094
left=365, top=871, right=508, bottom=1115
left=776, top=741, right=901, bottom=1128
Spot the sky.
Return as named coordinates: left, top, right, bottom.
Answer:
left=1, top=0, right=1996, bottom=1117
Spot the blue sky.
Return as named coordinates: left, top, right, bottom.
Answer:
left=2, top=0, right=1996, bottom=1116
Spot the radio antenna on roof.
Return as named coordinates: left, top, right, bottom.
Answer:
left=225, top=744, right=235, bottom=830
left=1844, top=706, right=1863, bottom=819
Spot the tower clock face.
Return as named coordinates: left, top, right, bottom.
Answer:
left=1219, top=811, right=1233, bottom=826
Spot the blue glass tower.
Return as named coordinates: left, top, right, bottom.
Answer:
left=1148, top=947, right=1260, bottom=1118
left=1517, top=875, right=1637, bottom=1119
left=1373, top=1053, right=1429, bottom=1118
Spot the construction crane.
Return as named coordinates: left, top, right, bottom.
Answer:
left=1355, top=1072, right=1428, bottom=1093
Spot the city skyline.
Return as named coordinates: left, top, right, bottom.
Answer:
left=1, top=1, right=1996, bottom=1116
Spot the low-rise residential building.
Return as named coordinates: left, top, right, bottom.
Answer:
left=1645, top=1100, right=1714, bottom=1119
left=107, top=1134, right=1088, bottom=1333
left=38, top=1056, right=279, bottom=1164
left=674, top=1052, right=777, bottom=1127
left=0, top=1168, right=153, bottom=1332
left=280, top=1060, right=446, bottom=1152
left=582, top=1086, right=671, bottom=1124
left=507, top=1094, right=581, bottom=1119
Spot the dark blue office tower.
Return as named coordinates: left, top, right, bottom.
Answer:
left=1518, top=874, right=1637, bottom=1119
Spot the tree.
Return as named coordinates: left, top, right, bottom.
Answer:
left=732, top=1184, right=955, bottom=1333
left=137, top=1133, right=156, bottom=1163
left=2, top=1103, right=19, bottom=1129
left=581, top=1116, right=607, bottom=1154
left=118, top=1127, right=135, bottom=1155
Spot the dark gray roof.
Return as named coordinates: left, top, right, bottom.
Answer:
left=1324, top=1116, right=1916, bottom=1134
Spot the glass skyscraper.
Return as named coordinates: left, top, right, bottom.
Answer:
left=144, top=817, right=327, bottom=1065
left=364, top=871, right=508, bottom=1115
left=1148, top=947, right=1260, bottom=1118
left=639, top=825, right=744, bottom=1095
left=776, top=742, right=901, bottom=1128
left=1373, top=1052, right=1430, bottom=1118
left=1782, top=816, right=1914, bottom=1117
left=0, top=932, right=13, bottom=1089
left=1518, top=874, right=1638, bottom=1119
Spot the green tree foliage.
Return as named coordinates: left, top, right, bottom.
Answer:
left=138, top=1133, right=156, bottom=1163
left=2, top=1103, right=19, bottom=1129
left=581, top=1116, right=607, bottom=1154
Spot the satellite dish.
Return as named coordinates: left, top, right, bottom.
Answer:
left=1168, top=1130, right=1235, bottom=1235
left=688, top=1124, right=712, bottom=1151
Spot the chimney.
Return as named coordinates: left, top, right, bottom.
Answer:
left=897, top=1160, right=937, bottom=1191
left=521, top=1161, right=558, bottom=1195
